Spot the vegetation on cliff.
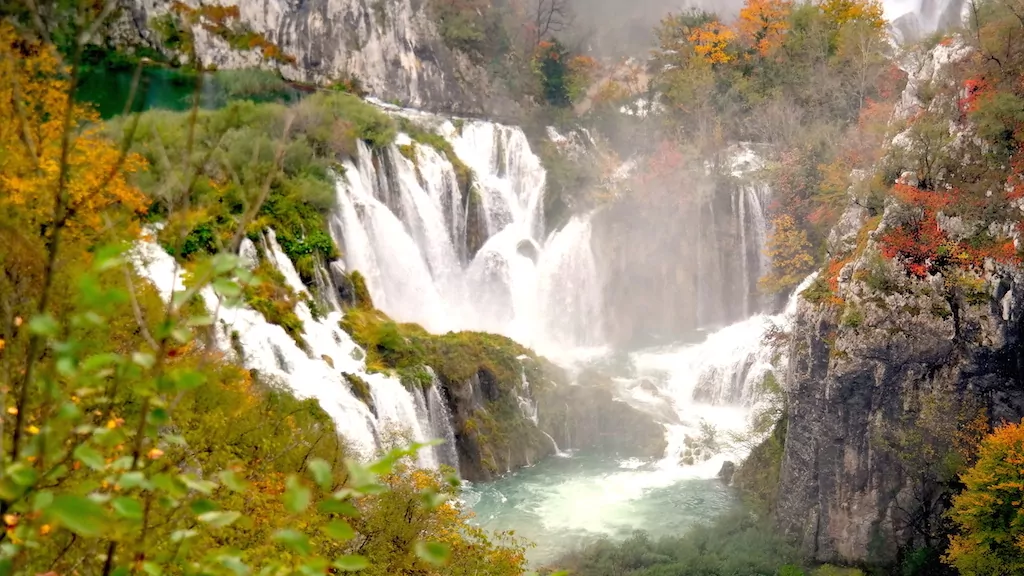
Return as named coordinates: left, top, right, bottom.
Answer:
left=0, top=16, right=532, bottom=574
left=339, top=304, right=554, bottom=479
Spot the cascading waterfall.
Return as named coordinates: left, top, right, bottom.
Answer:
left=735, top=183, right=771, bottom=318
left=626, top=275, right=814, bottom=471
left=136, top=109, right=786, bottom=526
left=330, top=118, right=604, bottom=353
left=132, top=228, right=439, bottom=466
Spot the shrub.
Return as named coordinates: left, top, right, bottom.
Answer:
left=552, top=510, right=800, bottom=576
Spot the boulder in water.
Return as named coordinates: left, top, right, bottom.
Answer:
left=718, top=461, right=736, bottom=484
left=516, top=239, right=540, bottom=262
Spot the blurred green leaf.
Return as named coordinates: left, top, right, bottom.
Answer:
left=322, top=519, right=355, bottom=541
left=284, top=475, right=311, bottom=513
left=273, top=529, right=311, bottom=555
left=414, top=541, right=450, bottom=566
left=307, top=457, right=332, bottom=489
left=73, top=444, right=106, bottom=471
left=198, top=510, right=242, bottom=528
left=112, top=496, right=144, bottom=520
left=48, top=495, right=107, bottom=536
left=332, top=555, right=369, bottom=572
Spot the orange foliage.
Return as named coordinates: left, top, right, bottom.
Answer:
left=760, top=214, right=817, bottom=294
left=0, top=24, right=147, bottom=246
left=688, top=21, right=736, bottom=64
left=946, top=420, right=1024, bottom=575
left=737, top=0, right=792, bottom=57
left=960, top=77, right=991, bottom=116
left=825, top=257, right=851, bottom=295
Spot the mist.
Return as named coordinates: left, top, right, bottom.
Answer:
left=567, top=0, right=746, bottom=57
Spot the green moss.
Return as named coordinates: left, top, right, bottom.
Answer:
left=339, top=300, right=550, bottom=477
left=343, top=372, right=376, bottom=415
left=398, top=366, right=434, bottom=391
left=398, top=143, right=417, bottom=163
left=340, top=306, right=532, bottom=387
left=734, top=415, right=788, bottom=513
left=243, top=261, right=307, bottom=349
left=931, top=301, right=953, bottom=319
left=396, top=118, right=474, bottom=197
left=349, top=271, right=375, bottom=309
left=812, top=566, right=865, bottom=576
left=801, top=276, right=835, bottom=305
left=841, top=302, right=864, bottom=328
left=536, top=138, right=595, bottom=232
left=121, top=93, right=401, bottom=289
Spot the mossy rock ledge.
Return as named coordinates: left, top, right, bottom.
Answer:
left=338, top=299, right=666, bottom=480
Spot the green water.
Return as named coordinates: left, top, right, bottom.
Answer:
left=77, top=67, right=201, bottom=118
left=463, top=452, right=738, bottom=566
left=77, top=66, right=306, bottom=118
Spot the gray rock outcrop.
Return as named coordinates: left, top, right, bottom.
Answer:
left=119, top=0, right=517, bottom=115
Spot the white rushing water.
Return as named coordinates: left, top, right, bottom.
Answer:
left=331, top=120, right=606, bottom=355
left=134, top=228, right=454, bottom=470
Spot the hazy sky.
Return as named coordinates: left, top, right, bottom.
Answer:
left=568, top=0, right=746, bottom=56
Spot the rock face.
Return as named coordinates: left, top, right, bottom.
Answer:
left=120, top=0, right=516, bottom=115
left=441, top=368, right=555, bottom=481
left=770, top=40, right=1024, bottom=565
left=776, top=255, right=1024, bottom=565
left=774, top=41, right=1024, bottom=566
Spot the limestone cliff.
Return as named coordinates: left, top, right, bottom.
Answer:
left=774, top=41, right=1024, bottom=567
left=118, top=0, right=516, bottom=115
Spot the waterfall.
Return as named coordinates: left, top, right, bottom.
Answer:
left=330, top=118, right=603, bottom=352
left=134, top=106, right=783, bottom=483
left=736, top=183, right=771, bottom=319
left=626, top=275, right=814, bottom=469
left=132, top=229, right=441, bottom=465
left=425, top=371, right=461, bottom=473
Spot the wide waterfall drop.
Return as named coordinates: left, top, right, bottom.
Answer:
left=329, top=117, right=604, bottom=353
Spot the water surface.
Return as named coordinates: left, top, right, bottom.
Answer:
left=464, top=451, right=738, bottom=565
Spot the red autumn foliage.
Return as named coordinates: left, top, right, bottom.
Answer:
left=892, top=183, right=955, bottom=211
left=826, top=257, right=851, bottom=294
left=960, top=77, right=989, bottom=115
left=880, top=213, right=948, bottom=278
left=880, top=184, right=1020, bottom=278
left=875, top=63, right=908, bottom=101
left=640, top=140, right=687, bottom=186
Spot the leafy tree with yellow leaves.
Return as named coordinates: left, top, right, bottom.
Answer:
left=0, top=24, right=148, bottom=246
left=0, top=9, right=530, bottom=576
left=738, top=0, right=793, bottom=56
left=818, top=0, right=886, bottom=30
left=759, top=215, right=816, bottom=294
left=945, top=421, right=1024, bottom=575
left=689, top=21, right=737, bottom=64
